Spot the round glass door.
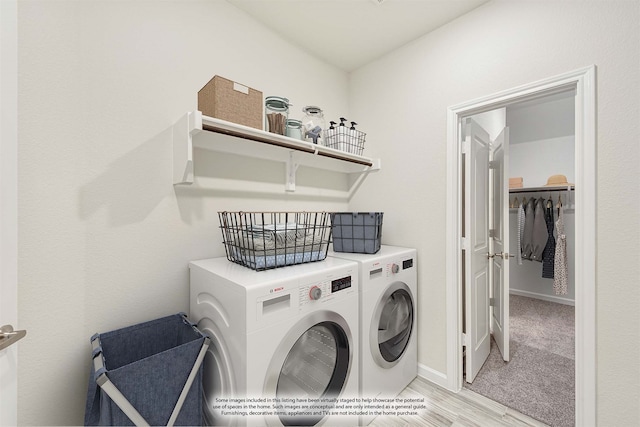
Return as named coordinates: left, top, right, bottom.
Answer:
left=371, top=283, right=414, bottom=367
left=276, top=321, right=349, bottom=426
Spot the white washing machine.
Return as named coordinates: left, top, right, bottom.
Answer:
left=189, top=257, right=360, bottom=427
left=330, top=245, right=417, bottom=425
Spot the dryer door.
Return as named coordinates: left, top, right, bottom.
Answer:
left=264, top=311, right=353, bottom=426
left=370, top=281, right=414, bottom=368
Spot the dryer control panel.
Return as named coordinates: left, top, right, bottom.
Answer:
left=387, top=257, right=414, bottom=275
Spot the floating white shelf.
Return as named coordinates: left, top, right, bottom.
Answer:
left=171, top=111, right=381, bottom=192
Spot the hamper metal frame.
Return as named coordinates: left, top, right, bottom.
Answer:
left=218, top=211, right=332, bottom=271
left=86, top=313, right=210, bottom=427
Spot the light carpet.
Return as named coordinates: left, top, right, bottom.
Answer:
left=464, top=295, right=575, bottom=427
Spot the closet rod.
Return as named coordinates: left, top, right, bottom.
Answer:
left=509, top=185, right=574, bottom=194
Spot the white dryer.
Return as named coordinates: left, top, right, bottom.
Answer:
left=189, top=257, right=359, bottom=427
left=330, top=245, right=417, bottom=425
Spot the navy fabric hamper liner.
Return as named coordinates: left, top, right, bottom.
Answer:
left=85, top=313, right=210, bottom=426
left=331, top=212, right=383, bottom=254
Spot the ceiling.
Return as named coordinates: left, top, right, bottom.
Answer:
left=227, top=0, right=489, bottom=72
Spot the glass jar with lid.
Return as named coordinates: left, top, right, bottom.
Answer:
left=265, top=96, right=289, bottom=135
left=301, top=106, right=326, bottom=145
left=285, top=119, right=304, bottom=140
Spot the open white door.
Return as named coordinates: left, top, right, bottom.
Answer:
left=490, top=128, right=510, bottom=362
left=464, top=118, right=491, bottom=383
left=0, top=0, right=19, bottom=424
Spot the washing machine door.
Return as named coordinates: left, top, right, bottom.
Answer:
left=264, top=310, right=352, bottom=426
left=370, top=281, right=414, bottom=368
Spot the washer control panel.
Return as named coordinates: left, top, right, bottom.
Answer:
left=331, top=275, right=352, bottom=292
left=299, top=275, right=352, bottom=307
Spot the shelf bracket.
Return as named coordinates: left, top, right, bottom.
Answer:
left=172, top=111, right=203, bottom=185
left=285, top=151, right=299, bottom=192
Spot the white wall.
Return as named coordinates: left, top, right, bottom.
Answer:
left=348, top=1, right=639, bottom=425
left=508, top=91, right=576, bottom=187
left=509, top=136, right=575, bottom=187
left=17, top=1, right=350, bottom=424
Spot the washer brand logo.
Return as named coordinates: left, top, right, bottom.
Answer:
left=270, top=286, right=285, bottom=293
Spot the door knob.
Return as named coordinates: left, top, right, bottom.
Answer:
left=0, top=324, right=27, bottom=351
left=487, top=252, right=514, bottom=260
left=495, top=252, right=515, bottom=260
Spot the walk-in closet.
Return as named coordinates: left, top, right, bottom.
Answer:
left=463, top=89, right=576, bottom=427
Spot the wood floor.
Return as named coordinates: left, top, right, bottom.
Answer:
left=369, top=375, right=549, bottom=427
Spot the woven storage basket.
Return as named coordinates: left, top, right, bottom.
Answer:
left=198, top=76, right=262, bottom=129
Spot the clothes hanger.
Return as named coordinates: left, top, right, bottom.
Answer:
left=556, top=193, right=563, bottom=215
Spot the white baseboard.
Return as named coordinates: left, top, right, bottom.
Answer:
left=510, top=288, right=575, bottom=306
left=417, top=363, right=449, bottom=389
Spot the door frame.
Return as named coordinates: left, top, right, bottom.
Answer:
left=445, top=66, right=596, bottom=426
left=0, top=0, right=19, bottom=424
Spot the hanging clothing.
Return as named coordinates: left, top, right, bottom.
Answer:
left=522, top=198, right=536, bottom=259
left=517, top=202, right=525, bottom=265
left=542, top=199, right=556, bottom=278
left=554, top=207, right=569, bottom=295
left=530, top=198, right=549, bottom=262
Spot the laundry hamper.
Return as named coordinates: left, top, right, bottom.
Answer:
left=84, top=313, right=210, bottom=426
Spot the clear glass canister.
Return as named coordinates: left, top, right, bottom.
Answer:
left=265, top=96, right=289, bottom=135
left=302, top=106, right=326, bottom=145
left=285, top=119, right=304, bottom=140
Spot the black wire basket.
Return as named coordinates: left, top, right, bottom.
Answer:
left=218, top=212, right=332, bottom=271
left=324, top=127, right=366, bottom=156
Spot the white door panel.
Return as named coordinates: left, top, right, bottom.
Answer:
left=490, top=127, right=510, bottom=362
left=464, top=118, right=491, bottom=383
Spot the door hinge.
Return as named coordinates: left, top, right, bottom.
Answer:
left=489, top=297, right=495, bottom=307
left=461, top=237, right=468, bottom=250
left=489, top=228, right=496, bottom=238
left=461, top=139, right=470, bottom=154
left=489, top=160, right=498, bottom=169
left=461, top=333, right=467, bottom=346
